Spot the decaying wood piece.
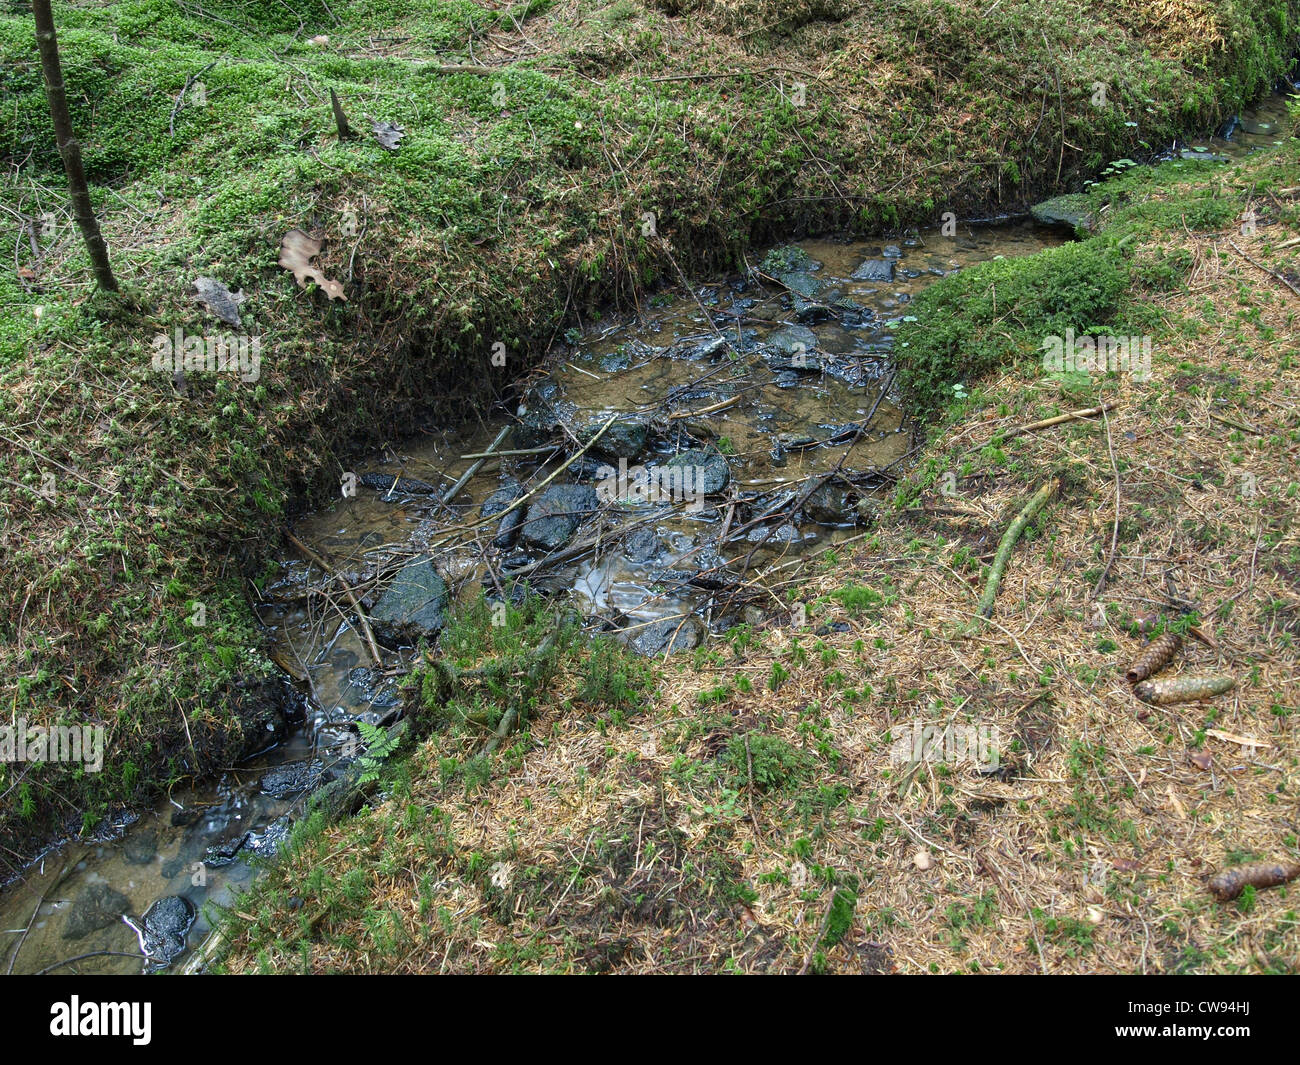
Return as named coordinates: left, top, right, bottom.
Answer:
left=1124, top=632, right=1181, bottom=684
left=963, top=478, right=1058, bottom=635
left=1133, top=672, right=1235, bottom=704
left=1207, top=860, right=1300, bottom=901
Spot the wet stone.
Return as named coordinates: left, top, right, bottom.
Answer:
left=658, top=448, right=730, bottom=494
left=628, top=615, right=706, bottom=656
left=342, top=667, right=401, bottom=712
left=768, top=324, right=818, bottom=356
left=63, top=882, right=131, bottom=940
left=244, top=815, right=293, bottom=860
left=804, top=482, right=854, bottom=525
left=170, top=806, right=201, bottom=828
left=202, top=835, right=248, bottom=869
left=579, top=414, right=649, bottom=459
left=1030, top=193, right=1096, bottom=233
left=482, top=481, right=525, bottom=548
left=776, top=271, right=823, bottom=299
left=623, top=527, right=661, bottom=563
left=521, top=484, right=598, bottom=551
left=160, top=856, right=186, bottom=880
left=141, top=895, right=195, bottom=964
left=372, top=555, right=448, bottom=642
left=851, top=258, right=895, bottom=282
left=259, top=759, right=325, bottom=798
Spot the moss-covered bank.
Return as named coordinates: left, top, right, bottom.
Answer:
left=0, top=0, right=1296, bottom=866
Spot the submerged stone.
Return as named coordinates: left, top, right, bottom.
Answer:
left=123, top=829, right=158, bottom=866
left=259, top=759, right=325, bottom=798
left=64, top=883, right=131, bottom=939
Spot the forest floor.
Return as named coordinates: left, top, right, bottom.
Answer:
left=216, top=127, right=1300, bottom=974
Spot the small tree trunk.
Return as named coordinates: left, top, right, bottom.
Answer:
left=32, top=0, right=118, bottom=292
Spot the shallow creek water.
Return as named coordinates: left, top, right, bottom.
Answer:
left=2, top=86, right=1293, bottom=974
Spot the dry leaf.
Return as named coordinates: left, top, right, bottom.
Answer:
left=1165, top=784, right=1187, bottom=819
left=192, top=275, right=246, bottom=326
left=309, top=34, right=330, bottom=45
left=1189, top=751, right=1213, bottom=771
left=372, top=120, right=405, bottom=151
left=277, top=230, right=347, bottom=301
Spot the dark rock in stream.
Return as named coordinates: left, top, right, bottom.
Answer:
left=170, top=806, right=202, bottom=828
left=123, top=828, right=158, bottom=865
left=358, top=472, right=442, bottom=497
left=775, top=271, right=822, bottom=299
left=578, top=414, right=649, bottom=460
left=371, top=555, right=449, bottom=644
left=481, top=481, right=525, bottom=548
left=768, top=324, right=818, bottom=356
left=804, top=482, right=854, bottom=525
left=63, top=883, right=132, bottom=939
left=656, top=449, right=730, bottom=495
left=521, top=484, right=598, bottom=551
left=627, top=615, right=707, bottom=656
left=141, top=895, right=195, bottom=963
left=259, top=759, right=325, bottom=798
left=851, top=258, right=895, bottom=282
left=623, top=527, right=661, bottom=563
left=342, top=667, right=401, bottom=716
left=202, top=835, right=248, bottom=868
left=160, top=856, right=186, bottom=880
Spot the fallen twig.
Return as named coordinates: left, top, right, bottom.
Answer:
left=284, top=529, right=384, bottom=667
left=963, top=478, right=1058, bottom=635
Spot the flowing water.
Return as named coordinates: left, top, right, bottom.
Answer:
left=2, top=85, right=1294, bottom=975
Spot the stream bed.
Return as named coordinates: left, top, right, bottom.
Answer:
left=2, top=85, right=1293, bottom=974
